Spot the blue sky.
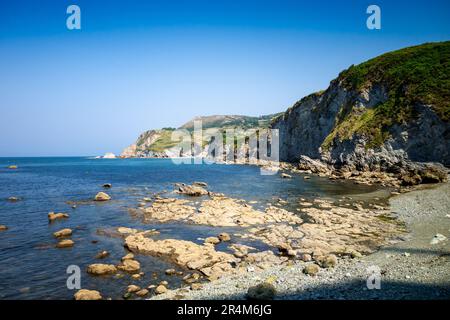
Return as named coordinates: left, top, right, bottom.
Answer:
left=0, top=0, right=449, bottom=156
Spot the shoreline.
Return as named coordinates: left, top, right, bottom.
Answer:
left=151, top=179, right=450, bottom=300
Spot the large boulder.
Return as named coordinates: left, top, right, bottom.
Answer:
left=87, top=264, right=117, bottom=275
left=74, top=289, right=102, bottom=300
left=94, top=192, right=111, bottom=201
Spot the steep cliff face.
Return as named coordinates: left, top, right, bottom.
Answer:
left=272, top=42, right=450, bottom=173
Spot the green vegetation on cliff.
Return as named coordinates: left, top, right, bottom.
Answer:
left=323, top=41, right=450, bottom=150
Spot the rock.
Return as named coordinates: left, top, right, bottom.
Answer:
left=297, top=156, right=330, bottom=174
left=95, top=250, right=110, bottom=259
left=218, top=232, right=231, bottom=242
left=320, top=254, right=338, bottom=268
left=229, top=244, right=254, bottom=258
left=102, top=183, right=112, bottom=188
left=299, top=253, right=312, bottom=262
left=131, top=274, right=142, bottom=280
left=87, top=264, right=117, bottom=275
left=48, top=212, right=69, bottom=221
left=165, top=268, right=177, bottom=276
left=7, top=165, right=18, bottom=169
left=190, top=283, right=203, bottom=291
left=183, top=273, right=201, bottom=284
left=303, top=264, right=320, bottom=276
left=117, top=259, right=140, bottom=273
left=94, top=192, right=111, bottom=201
left=193, top=181, right=208, bottom=187
left=430, top=233, right=447, bottom=245
left=121, top=253, right=135, bottom=261
left=7, top=197, right=20, bottom=202
left=135, top=289, right=149, bottom=297
left=56, top=239, right=74, bottom=248
left=125, top=233, right=236, bottom=279
left=155, top=285, right=167, bottom=295
left=204, top=236, right=220, bottom=245
left=123, top=292, right=132, bottom=299
left=177, top=184, right=208, bottom=196
left=117, top=227, right=139, bottom=235
left=349, top=250, right=362, bottom=259
left=276, top=243, right=292, bottom=255
left=53, top=228, right=72, bottom=238
left=247, top=282, right=276, bottom=300
left=0, top=225, right=8, bottom=231
left=127, top=285, right=140, bottom=293
left=74, top=289, right=102, bottom=300
left=281, top=173, right=292, bottom=179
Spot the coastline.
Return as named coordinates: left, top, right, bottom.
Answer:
left=152, top=179, right=450, bottom=300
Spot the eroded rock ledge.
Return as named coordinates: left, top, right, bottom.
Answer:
left=127, top=193, right=405, bottom=282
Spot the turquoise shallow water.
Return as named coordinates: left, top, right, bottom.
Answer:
left=0, top=157, right=385, bottom=300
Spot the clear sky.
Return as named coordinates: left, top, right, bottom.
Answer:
left=0, top=0, right=449, bottom=156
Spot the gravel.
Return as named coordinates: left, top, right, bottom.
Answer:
left=152, top=181, right=450, bottom=300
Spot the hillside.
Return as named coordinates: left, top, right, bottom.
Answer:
left=272, top=41, right=449, bottom=184
left=121, top=114, right=281, bottom=158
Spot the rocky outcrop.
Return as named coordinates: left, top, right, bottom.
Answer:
left=124, top=232, right=238, bottom=280
left=272, top=42, right=450, bottom=185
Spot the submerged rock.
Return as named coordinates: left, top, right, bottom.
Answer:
left=280, top=173, right=292, bottom=179
left=53, top=228, right=72, bottom=238
left=102, top=183, right=112, bottom=188
left=74, top=289, right=102, bottom=300
left=56, top=239, right=74, bottom=248
left=94, top=192, right=111, bottom=201
left=0, top=225, right=8, bottom=231
left=48, top=212, right=69, bottom=221
left=7, top=165, right=18, bottom=169
left=7, top=197, right=20, bottom=202
left=95, top=250, right=110, bottom=259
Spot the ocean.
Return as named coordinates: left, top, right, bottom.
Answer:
left=0, top=157, right=387, bottom=299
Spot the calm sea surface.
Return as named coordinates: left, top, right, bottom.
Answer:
left=0, top=157, right=388, bottom=299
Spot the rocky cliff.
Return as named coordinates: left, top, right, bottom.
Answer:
left=272, top=41, right=449, bottom=184
left=121, top=114, right=280, bottom=158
